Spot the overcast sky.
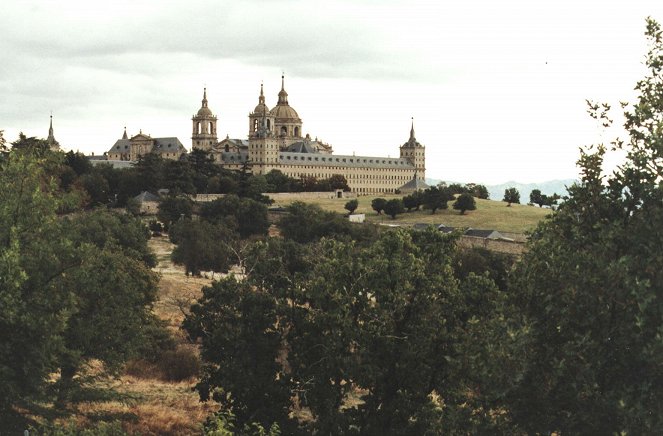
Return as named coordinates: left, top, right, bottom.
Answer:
left=1, top=0, right=661, bottom=184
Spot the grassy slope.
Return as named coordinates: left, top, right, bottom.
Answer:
left=271, top=195, right=551, bottom=234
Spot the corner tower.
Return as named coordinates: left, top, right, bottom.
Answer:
left=400, top=118, right=426, bottom=180
left=192, top=88, right=218, bottom=151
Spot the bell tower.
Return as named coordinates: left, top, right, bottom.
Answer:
left=192, top=88, right=218, bottom=151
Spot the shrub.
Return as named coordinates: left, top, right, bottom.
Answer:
left=159, top=346, right=201, bottom=382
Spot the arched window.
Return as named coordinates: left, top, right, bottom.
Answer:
left=281, top=126, right=287, bottom=136
left=197, top=122, right=201, bottom=135
left=267, top=119, right=271, bottom=130
left=294, top=126, right=299, bottom=137
left=209, top=122, right=214, bottom=134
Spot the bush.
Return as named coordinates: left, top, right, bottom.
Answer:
left=159, top=346, right=201, bottom=382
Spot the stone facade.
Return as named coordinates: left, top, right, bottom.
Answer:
left=193, top=76, right=427, bottom=194
left=107, top=128, right=186, bottom=161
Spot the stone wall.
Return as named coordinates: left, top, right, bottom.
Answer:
left=457, top=235, right=526, bottom=255
left=266, top=191, right=357, bottom=202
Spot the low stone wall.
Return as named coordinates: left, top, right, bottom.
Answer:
left=266, top=191, right=356, bottom=201
left=190, top=193, right=226, bottom=202
left=458, top=235, right=526, bottom=255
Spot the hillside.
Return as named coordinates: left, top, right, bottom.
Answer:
left=271, top=195, right=551, bottom=234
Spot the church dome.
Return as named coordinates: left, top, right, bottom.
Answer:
left=269, top=74, right=301, bottom=121
left=195, top=88, right=214, bottom=118
left=197, top=106, right=213, bottom=116
left=269, top=103, right=300, bottom=121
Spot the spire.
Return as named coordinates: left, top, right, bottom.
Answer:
left=47, top=113, right=59, bottom=149
left=258, top=82, right=265, bottom=105
left=410, top=117, right=415, bottom=141
left=202, top=87, right=208, bottom=108
left=277, top=73, right=288, bottom=105
left=48, top=114, right=54, bottom=139
left=122, top=126, right=128, bottom=139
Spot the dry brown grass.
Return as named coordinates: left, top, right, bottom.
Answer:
left=35, top=236, right=219, bottom=434
left=69, top=376, right=216, bottom=435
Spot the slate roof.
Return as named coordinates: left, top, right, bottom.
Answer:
left=285, top=140, right=319, bottom=153
left=278, top=152, right=415, bottom=169
left=463, top=229, right=504, bottom=239
left=220, top=151, right=249, bottom=163
left=133, top=191, right=160, bottom=203
left=152, top=137, right=186, bottom=153
left=106, top=137, right=186, bottom=154
left=398, top=176, right=429, bottom=193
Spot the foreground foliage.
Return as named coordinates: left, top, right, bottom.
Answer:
left=0, top=149, right=160, bottom=422
left=185, top=230, right=516, bottom=434
left=506, top=17, right=663, bottom=434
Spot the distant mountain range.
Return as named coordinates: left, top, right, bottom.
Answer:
left=425, top=179, right=577, bottom=201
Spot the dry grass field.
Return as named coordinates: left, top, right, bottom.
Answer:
left=271, top=194, right=551, bottom=234
left=32, top=237, right=217, bottom=435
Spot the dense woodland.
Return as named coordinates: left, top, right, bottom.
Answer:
left=1, top=18, right=663, bottom=435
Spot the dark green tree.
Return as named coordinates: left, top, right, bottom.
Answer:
left=467, top=183, right=490, bottom=199
left=402, top=192, right=423, bottom=211
left=422, top=186, right=451, bottom=214
left=502, top=187, right=520, bottom=206
left=383, top=198, right=404, bottom=219
left=170, top=219, right=237, bottom=276
left=529, top=189, right=544, bottom=207
left=371, top=197, right=387, bottom=215
left=0, top=151, right=160, bottom=414
left=188, top=229, right=516, bottom=434
left=199, top=195, right=269, bottom=239
left=344, top=199, right=359, bottom=215
left=184, top=277, right=294, bottom=431
left=507, top=18, right=663, bottom=434
left=327, top=174, right=350, bottom=191
left=453, top=192, right=476, bottom=215
left=157, top=196, right=193, bottom=230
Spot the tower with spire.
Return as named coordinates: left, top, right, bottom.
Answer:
left=399, top=118, right=426, bottom=180
left=269, top=74, right=303, bottom=143
left=47, top=114, right=60, bottom=151
left=191, top=87, right=218, bottom=151
left=249, top=83, right=275, bottom=139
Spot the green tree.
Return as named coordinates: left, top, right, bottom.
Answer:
left=422, top=186, right=451, bottom=214
left=502, top=187, right=520, bottom=206
left=344, top=199, right=358, bottom=215
left=0, top=151, right=160, bottom=414
left=157, top=196, right=193, bottom=230
left=170, top=219, right=237, bottom=276
left=371, top=197, right=387, bottom=215
left=383, top=198, right=404, bottom=219
left=468, top=183, right=489, bottom=199
left=529, top=189, right=544, bottom=207
left=188, top=229, right=515, bottom=434
left=507, top=19, right=663, bottom=434
left=200, top=195, right=270, bottom=239
left=402, top=191, right=424, bottom=211
left=184, top=277, right=294, bottom=431
left=327, top=174, right=350, bottom=191
left=453, top=192, right=476, bottom=215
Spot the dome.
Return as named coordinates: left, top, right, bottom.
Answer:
left=253, top=102, right=269, bottom=115
left=269, top=104, right=300, bottom=121
left=197, top=106, right=213, bottom=116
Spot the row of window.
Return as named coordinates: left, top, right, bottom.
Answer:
left=281, top=155, right=407, bottom=165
